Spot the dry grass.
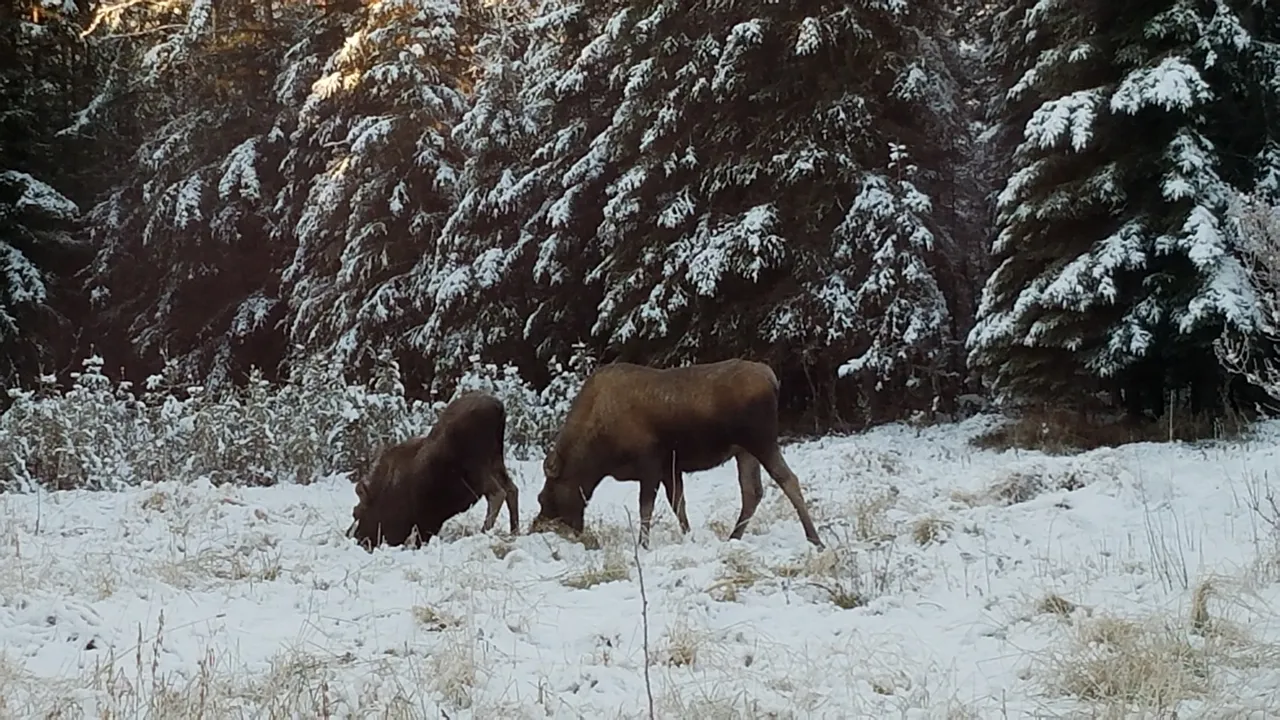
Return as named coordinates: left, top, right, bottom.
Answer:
left=1047, top=614, right=1209, bottom=711
left=489, top=538, right=515, bottom=559
left=1036, top=593, right=1079, bottom=618
left=1033, top=578, right=1280, bottom=717
left=850, top=486, right=899, bottom=542
left=972, top=405, right=1251, bottom=456
left=776, top=544, right=891, bottom=610
left=706, top=546, right=767, bottom=602
left=426, top=624, right=484, bottom=711
left=0, top=616, right=432, bottom=719
left=911, top=514, right=952, bottom=546
left=950, top=466, right=1085, bottom=508
left=411, top=605, right=462, bottom=632
left=562, top=544, right=631, bottom=589
left=154, top=544, right=284, bottom=589
left=659, top=616, right=713, bottom=668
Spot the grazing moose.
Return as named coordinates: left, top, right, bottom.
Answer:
left=347, top=391, right=519, bottom=550
left=530, top=359, right=824, bottom=549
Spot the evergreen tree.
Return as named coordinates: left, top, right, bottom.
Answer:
left=968, top=0, right=1270, bottom=416
left=0, top=1, right=96, bottom=383
left=79, top=0, right=304, bottom=388
left=455, top=0, right=962, bottom=422
left=276, top=0, right=478, bottom=377
left=421, top=0, right=630, bottom=389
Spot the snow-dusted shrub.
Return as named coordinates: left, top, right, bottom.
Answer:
left=0, top=347, right=592, bottom=492
left=449, top=342, right=597, bottom=459
left=0, top=356, right=143, bottom=492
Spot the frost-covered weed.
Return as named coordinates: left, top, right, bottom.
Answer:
left=0, top=346, right=595, bottom=491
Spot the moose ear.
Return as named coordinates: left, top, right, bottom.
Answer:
left=543, top=449, right=562, bottom=478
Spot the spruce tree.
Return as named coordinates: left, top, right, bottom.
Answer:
left=79, top=0, right=301, bottom=387
left=524, top=0, right=962, bottom=422
left=276, top=0, right=476, bottom=374
left=969, top=0, right=1269, bottom=416
left=0, top=1, right=99, bottom=383
left=420, top=0, right=630, bottom=388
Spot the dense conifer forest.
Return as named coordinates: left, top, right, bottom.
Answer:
left=4, top=0, right=1280, bottom=437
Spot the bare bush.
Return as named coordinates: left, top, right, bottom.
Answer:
left=1217, top=194, right=1280, bottom=402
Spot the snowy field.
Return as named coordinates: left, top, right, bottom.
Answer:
left=3, top=415, right=1280, bottom=719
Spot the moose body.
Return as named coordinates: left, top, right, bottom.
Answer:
left=347, top=391, right=518, bottom=550
left=531, top=359, right=824, bottom=548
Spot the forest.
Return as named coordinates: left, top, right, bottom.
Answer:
left=4, top=0, right=1280, bottom=439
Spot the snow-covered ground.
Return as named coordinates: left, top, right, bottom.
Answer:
left=3, top=415, right=1280, bottom=718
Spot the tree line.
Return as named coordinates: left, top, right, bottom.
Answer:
left=2, top=0, right=1277, bottom=433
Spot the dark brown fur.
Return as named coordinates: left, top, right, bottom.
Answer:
left=347, top=391, right=519, bottom=550
left=530, top=359, right=824, bottom=548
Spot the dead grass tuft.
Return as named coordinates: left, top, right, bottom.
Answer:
left=660, top=617, right=707, bottom=668
left=426, top=625, right=484, bottom=710
left=1036, top=579, right=1280, bottom=716
left=911, top=514, right=952, bottom=546
left=412, top=605, right=462, bottom=632
left=1049, top=614, right=1208, bottom=710
left=1036, top=593, right=1078, bottom=617
left=850, top=487, right=900, bottom=543
left=706, top=546, right=767, bottom=602
left=153, top=542, right=284, bottom=589
left=952, top=467, right=1083, bottom=508
left=490, top=539, right=515, bottom=560
left=776, top=541, right=903, bottom=610
left=989, top=470, right=1048, bottom=506
left=561, top=545, right=630, bottom=589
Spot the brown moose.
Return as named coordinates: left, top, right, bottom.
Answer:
left=530, top=359, right=825, bottom=549
left=347, top=391, right=519, bottom=550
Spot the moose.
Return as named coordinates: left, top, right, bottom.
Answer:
left=530, top=358, right=825, bottom=549
left=347, top=391, right=519, bottom=550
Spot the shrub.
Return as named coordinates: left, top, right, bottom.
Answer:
left=0, top=345, right=597, bottom=492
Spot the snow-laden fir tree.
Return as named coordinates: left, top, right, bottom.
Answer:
left=79, top=0, right=306, bottom=389
left=420, top=0, right=633, bottom=389
left=276, top=0, right=478, bottom=379
left=406, top=0, right=543, bottom=380
left=968, top=0, right=1272, bottom=416
left=0, top=1, right=97, bottom=384
left=1204, top=3, right=1280, bottom=197
left=469, top=0, right=962, bottom=423
left=0, top=171, right=81, bottom=383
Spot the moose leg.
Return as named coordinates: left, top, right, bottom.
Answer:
left=499, top=465, right=520, bottom=534
left=638, top=476, right=661, bottom=549
left=757, top=446, right=824, bottom=548
left=662, top=463, right=690, bottom=535
left=730, top=450, right=764, bottom=540
left=480, top=486, right=505, bottom=533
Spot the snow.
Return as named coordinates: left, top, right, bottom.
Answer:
left=1, top=170, right=79, bottom=221
left=1110, top=56, right=1212, bottom=115
left=4, top=417, right=1280, bottom=717
left=1023, top=89, right=1103, bottom=152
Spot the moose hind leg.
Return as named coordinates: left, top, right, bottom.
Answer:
left=662, top=465, right=690, bottom=534
left=499, top=465, right=520, bottom=534
left=480, top=485, right=505, bottom=532
left=758, top=446, right=824, bottom=548
left=638, top=476, right=661, bottom=549
left=730, top=451, right=764, bottom=540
